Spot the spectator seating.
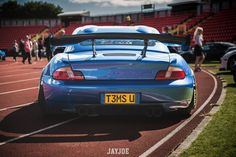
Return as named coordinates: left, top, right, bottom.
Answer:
left=199, top=9, right=236, bottom=42
left=1, top=9, right=235, bottom=50
left=137, top=13, right=192, bottom=32
left=185, top=12, right=211, bottom=30
left=0, top=26, right=45, bottom=50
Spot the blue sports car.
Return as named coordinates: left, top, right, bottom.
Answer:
left=38, top=26, right=196, bottom=117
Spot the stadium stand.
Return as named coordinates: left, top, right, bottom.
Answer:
left=1, top=0, right=235, bottom=52
left=138, top=12, right=193, bottom=32
left=48, top=25, right=63, bottom=34
left=198, top=9, right=236, bottom=42
left=62, top=9, right=235, bottom=43
left=64, top=22, right=83, bottom=35
left=0, top=26, right=45, bottom=50
left=185, top=12, right=211, bottom=30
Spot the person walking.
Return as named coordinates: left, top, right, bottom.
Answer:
left=19, top=39, right=25, bottom=62
left=13, top=40, right=19, bottom=62
left=193, top=27, right=204, bottom=72
left=38, top=38, right=43, bottom=61
left=22, top=35, right=32, bottom=64
left=33, top=40, right=39, bottom=61
left=44, top=33, right=53, bottom=62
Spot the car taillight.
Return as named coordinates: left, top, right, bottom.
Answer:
left=53, top=67, right=84, bottom=80
left=155, top=66, right=185, bottom=80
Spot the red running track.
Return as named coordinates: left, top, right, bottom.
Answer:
left=0, top=58, right=222, bottom=157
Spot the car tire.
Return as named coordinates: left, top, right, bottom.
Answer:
left=228, top=56, right=236, bottom=73
left=38, top=85, right=53, bottom=116
left=180, top=88, right=197, bottom=117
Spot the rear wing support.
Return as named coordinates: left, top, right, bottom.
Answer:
left=141, top=39, right=148, bottom=58
left=92, top=39, right=97, bottom=58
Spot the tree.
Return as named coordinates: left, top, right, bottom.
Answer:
left=0, top=1, right=63, bottom=19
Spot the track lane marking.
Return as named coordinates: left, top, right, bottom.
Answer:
left=0, top=117, right=79, bottom=146
left=0, top=87, right=38, bottom=95
left=0, top=59, right=46, bottom=69
left=0, top=102, right=34, bottom=112
left=0, top=72, right=40, bottom=78
left=0, top=68, right=41, bottom=74
left=139, top=70, right=218, bottom=157
left=0, top=78, right=39, bottom=85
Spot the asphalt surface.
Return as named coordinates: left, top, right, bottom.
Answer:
left=0, top=57, right=222, bottom=157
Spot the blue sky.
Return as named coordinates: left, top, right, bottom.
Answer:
left=1, top=0, right=190, bottom=16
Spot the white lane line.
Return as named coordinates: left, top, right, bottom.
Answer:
left=139, top=70, right=218, bottom=157
left=0, top=102, right=34, bottom=112
left=0, top=69, right=30, bottom=73
left=0, top=72, right=40, bottom=78
left=0, top=117, right=79, bottom=146
left=0, top=78, right=39, bottom=85
left=0, top=87, right=38, bottom=96
left=0, top=68, right=41, bottom=74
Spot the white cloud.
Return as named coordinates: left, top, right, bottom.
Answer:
left=69, top=0, right=173, bottom=7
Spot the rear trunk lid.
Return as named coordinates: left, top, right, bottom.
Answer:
left=68, top=50, right=170, bottom=80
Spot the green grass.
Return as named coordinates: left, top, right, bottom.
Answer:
left=180, top=62, right=236, bottom=157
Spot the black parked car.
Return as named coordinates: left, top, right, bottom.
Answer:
left=168, top=46, right=195, bottom=63
left=225, top=46, right=236, bottom=54
left=202, top=42, right=236, bottom=61
left=233, top=62, right=236, bottom=83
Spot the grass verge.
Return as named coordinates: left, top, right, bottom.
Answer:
left=180, top=63, right=236, bottom=157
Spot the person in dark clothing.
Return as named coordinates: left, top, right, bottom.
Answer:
left=38, top=38, right=43, bottom=60
left=44, top=33, right=53, bottom=62
left=19, top=39, right=25, bottom=59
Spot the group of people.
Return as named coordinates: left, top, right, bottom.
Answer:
left=12, top=35, right=49, bottom=64
left=12, top=29, right=65, bottom=64
left=12, top=27, right=204, bottom=71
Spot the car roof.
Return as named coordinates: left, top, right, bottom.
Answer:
left=72, top=25, right=160, bottom=35
left=205, top=42, right=235, bottom=47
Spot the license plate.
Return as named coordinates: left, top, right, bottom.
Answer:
left=103, top=93, right=136, bottom=105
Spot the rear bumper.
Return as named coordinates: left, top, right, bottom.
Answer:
left=41, top=75, right=195, bottom=113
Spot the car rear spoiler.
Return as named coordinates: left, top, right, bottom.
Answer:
left=50, top=33, right=188, bottom=58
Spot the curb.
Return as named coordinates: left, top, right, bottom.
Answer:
left=168, top=70, right=227, bottom=157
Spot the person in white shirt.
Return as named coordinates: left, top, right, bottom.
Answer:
left=193, top=27, right=204, bottom=72
left=13, top=40, right=19, bottom=62
left=33, top=40, right=39, bottom=61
